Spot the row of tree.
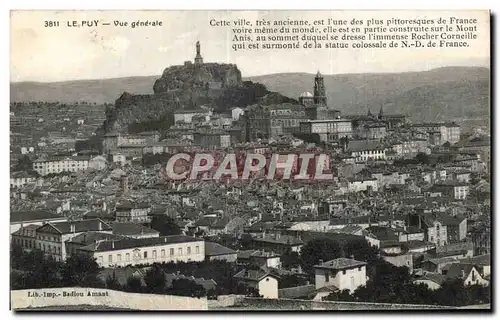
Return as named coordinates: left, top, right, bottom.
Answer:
left=11, top=245, right=258, bottom=298
left=324, top=261, right=490, bottom=307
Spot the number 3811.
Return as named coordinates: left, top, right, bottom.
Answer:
left=44, top=21, right=60, bottom=27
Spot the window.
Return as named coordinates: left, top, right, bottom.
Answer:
left=126, top=253, right=130, bottom=261
left=187, top=247, right=191, bottom=255
left=170, top=248, right=174, bottom=256
left=153, top=250, right=157, bottom=259
left=325, top=272, right=330, bottom=282
left=195, top=246, right=200, bottom=254
left=178, top=248, right=183, bottom=255
left=358, top=267, right=362, bottom=271
left=117, top=254, right=122, bottom=262
left=161, top=249, right=165, bottom=258
left=108, top=255, right=112, bottom=263
left=144, top=251, right=148, bottom=259
left=343, top=270, right=346, bottom=275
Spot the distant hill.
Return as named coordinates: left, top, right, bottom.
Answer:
left=247, top=66, right=490, bottom=122
left=10, top=76, right=157, bottom=104
left=10, top=66, right=490, bottom=122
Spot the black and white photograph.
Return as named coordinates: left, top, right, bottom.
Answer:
left=9, top=9, right=491, bottom=311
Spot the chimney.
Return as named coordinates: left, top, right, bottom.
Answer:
left=306, top=281, right=310, bottom=285
left=112, top=241, right=115, bottom=249
left=461, top=270, right=465, bottom=278
left=98, top=221, right=102, bottom=231
left=318, top=259, right=323, bottom=265
left=70, top=223, right=75, bottom=233
left=350, top=255, right=355, bottom=260
left=164, top=237, right=167, bottom=243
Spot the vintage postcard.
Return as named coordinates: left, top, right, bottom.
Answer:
left=10, top=10, right=491, bottom=311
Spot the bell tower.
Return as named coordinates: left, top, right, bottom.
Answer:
left=313, top=70, right=327, bottom=106
left=194, top=41, right=203, bottom=65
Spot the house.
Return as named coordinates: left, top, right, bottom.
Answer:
left=115, top=201, right=151, bottom=223
left=408, top=212, right=467, bottom=246
left=10, top=210, right=67, bottom=233
left=205, top=242, right=237, bottom=262
left=347, top=140, right=387, bottom=162
left=231, top=107, right=245, bottom=121
left=430, top=181, right=470, bottom=200
left=421, top=256, right=461, bottom=274
left=237, top=250, right=281, bottom=269
left=112, top=223, right=160, bottom=239
left=459, top=254, right=490, bottom=278
left=234, top=268, right=280, bottom=299
left=34, top=218, right=112, bottom=261
left=32, top=155, right=90, bottom=176
left=445, top=263, right=489, bottom=287
left=11, top=224, right=39, bottom=251
left=313, top=258, right=367, bottom=294
left=88, top=155, right=108, bottom=170
left=347, top=177, right=379, bottom=193
left=78, top=235, right=205, bottom=267
left=251, top=233, right=304, bottom=255
left=10, top=171, right=37, bottom=189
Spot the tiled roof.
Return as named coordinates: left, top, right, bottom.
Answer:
left=416, top=272, right=447, bottom=286
left=79, top=235, right=203, bottom=252
left=446, top=263, right=476, bottom=279
left=112, top=223, right=159, bottom=236
left=38, top=219, right=112, bottom=234
left=347, top=140, right=384, bottom=152
left=234, top=268, right=279, bottom=282
left=204, top=242, right=236, bottom=256
left=314, top=258, right=367, bottom=270
left=459, top=254, right=490, bottom=266
left=67, top=231, right=124, bottom=245
left=11, top=210, right=64, bottom=223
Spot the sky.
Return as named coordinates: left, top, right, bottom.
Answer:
left=10, top=10, right=490, bottom=82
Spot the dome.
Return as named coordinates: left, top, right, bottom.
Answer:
left=299, top=91, right=313, bottom=98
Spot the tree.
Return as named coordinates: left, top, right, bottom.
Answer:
left=13, top=155, right=34, bottom=172
left=300, top=238, right=342, bottom=275
left=105, top=271, right=122, bottom=291
left=124, top=276, right=144, bottom=293
left=144, top=264, right=167, bottom=294
left=166, top=278, right=206, bottom=298
left=278, top=274, right=308, bottom=289
left=281, top=249, right=301, bottom=269
left=60, top=253, right=100, bottom=287
left=10, top=243, right=24, bottom=270
left=148, top=216, right=182, bottom=236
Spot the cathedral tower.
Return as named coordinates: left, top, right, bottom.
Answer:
left=313, top=71, right=327, bottom=106
left=194, top=41, right=203, bottom=65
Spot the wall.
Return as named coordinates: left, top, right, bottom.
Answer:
left=219, top=297, right=455, bottom=310
left=11, top=288, right=207, bottom=310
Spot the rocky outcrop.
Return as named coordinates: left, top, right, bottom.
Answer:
left=102, top=62, right=295, bottom=134
left=153, top=63, right=243, bottom=94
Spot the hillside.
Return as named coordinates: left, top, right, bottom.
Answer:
left=10, top=66, right=490, bottom=123
left=10, top=76, right=157, bottom=104
left=247, top=66, right=490, bottom=121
